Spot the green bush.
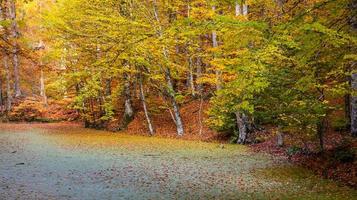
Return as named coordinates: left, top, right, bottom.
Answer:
left=286, top=146, right=303, bottom=156
left=331, top=117, right=348, bottom=132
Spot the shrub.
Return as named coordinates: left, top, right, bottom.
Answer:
left=286, top=146, right=303, bottom=156
left=333, top=142, right=355, bottom=163
left=331, top=117, right=348, bottom=132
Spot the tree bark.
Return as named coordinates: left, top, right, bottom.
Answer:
left=105, top=78, right=112, bottom=96
left=198, top=95, right=204, bottom=135
left=211, top=5, right=222, bottom=91
left=4, top=54, right=12, bottom=111
left=1, top=3, right=11, bottom=111
left=8, top=0, right=21, bottom=97
left=235, top=1, right=241, bottom=16
left=350, top=1, right=357, bottom=137
left=317, top=118, right=326, bottom=152
left=236, top=112, right=249, bottom=144
left=345, top=92, right=351, bottom=131
left=121, top=71, right=134, bottom=129
left=40, top=68, right=48, bottom=106
left=0, top=75, right=3, bottom=108
left=139, top=72, right=155, bottom=135
left=243, top=3, right=248, bottom=16
left=196, top=39, right=204, bottom=93
left=351, top=73, right=357, bottom=137
left=185, top=5, right=196, bottom=97
left=188, top=56, right=196, bottom=97
left=277, top=128, right=284, bottom=147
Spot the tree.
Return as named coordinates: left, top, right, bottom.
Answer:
left=1, top=0, right=12, bottom=111
left=7, top=0, right=21, bottom=97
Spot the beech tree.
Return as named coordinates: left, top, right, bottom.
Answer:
left=7, top=0, right=21, bottom=97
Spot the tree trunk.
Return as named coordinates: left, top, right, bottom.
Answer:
left=198, top=95, right=204, bottom=135
left=8, top=0, right=21, bottom=97
left=351, top=73, right=357, bottom=137
left=153, top=1, right=184, bottom=136
left=211, top=5, right=222, bottom=91
left=243, top=3, right=248, bottom=16
left=40, top=69, right=48, bottom=106
left=345, top=92, right=351, bottom=131
left=1, top=4, right=11, bottom=111
left=350, top=1, right=357, bottom=137
left=139, top=72, right=155, bottom=135
left=0, top=75, right=3, bottom=108
left=4, top=54, right=11, bottom=111
left=188, top=56, right=196, bottom=97
left=196, top=40, right=204, bottom=93
left=12, top=47, right=21, bottom=97
left=105, top=78, right=112, bottom=96
left=236, top=111, right=249, bottom=144
left=277, top=128, right=284, bottom=147
left=196, top=57, right=203, bottom=93
left=121, top=71, right=134, bottom=129
left=185, top=5, right=195, bottom=97
left=317, top=118, right=327, bottom=152
left=164, top=66, right=184, bottom=136
left=163, top=47, right=184, bottom=136
left=235, top=1, right=241, bottom=16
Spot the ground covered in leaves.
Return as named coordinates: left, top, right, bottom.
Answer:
left=251, top=128, right=357, bottom=188
left=0, top=123, right=356, bottom=199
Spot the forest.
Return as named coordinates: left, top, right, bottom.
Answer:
left=0, top=0, right=356, bottom=199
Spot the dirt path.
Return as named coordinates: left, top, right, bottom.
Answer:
left=0, top=123, right=356, bottom=200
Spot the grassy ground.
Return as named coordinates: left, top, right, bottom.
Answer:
left=0, top=123, right=356, bottom=199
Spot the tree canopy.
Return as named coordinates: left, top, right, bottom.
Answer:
left=0, top=0, right=356, bottom=149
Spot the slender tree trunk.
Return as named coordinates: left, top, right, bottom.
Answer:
left=0, top=75, right=3, bottom=108
left=344, top=55, right=352, bottom=131
left=243, top=3, right=248, bottom=16
left=153, top=1, right=184, bottom=136
left=164, top=65, right=184, bottom=136
left=211, top=6, right=222, bottom=91
left=188, top=56, right=196, bottom=97
left=235, top=1, right=241, bottom=16
left=8, top=0, right=21, bottom=97
left=40, top=68, right=48, bottom=106
left=185, top=4, right=196, bottom=97
left=12, top=47, right=20, bottom=97
left=345, top=92, right=351, bottom=131
left=236, top=111, right=249, bottom=144
left=351, top=73, right=357, bottom=137
left=139, top=72, right=155, bottom=135
left=317, top=118, right=326, bottom=151
left=196, top=41, right=203, bottom=93
left=4, top=54, right=11, bottom=111
left=105, top=78, right=111, bottom=96
left=350, top=1, right=357, bottom=137
left=277, top=127, right=284, bottom=147
left=198, top=94, right=204, bottom=135
left=1, top=3, right=11, bottom=111
left=124, top=78, right=134, bottom=119
left=162, top=48, right=185, bottom=136
left=121, top=71, right=134, bottom=129
left=196, top=57, right=203, bottom=93
left=211, top=6, right=218, bottom=49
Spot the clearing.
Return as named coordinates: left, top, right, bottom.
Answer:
left=0, top=123, right=355, bottom=200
